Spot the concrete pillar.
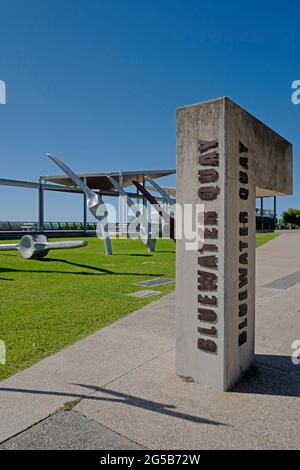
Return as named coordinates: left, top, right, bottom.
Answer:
left=176, top=97, right=292, bottom=391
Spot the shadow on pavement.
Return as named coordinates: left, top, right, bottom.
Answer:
left=0, top=384, right=227, bottom=427
left=232, top=354, right=300, bottom=397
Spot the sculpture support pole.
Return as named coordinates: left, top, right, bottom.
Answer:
left=132, top=180, right=175, bottom=242
left=176, top=98, right=292, bottom=391
left=107, top=175, right=156, bottom=251
left=38, top=180, right=44, bottom=232
left=144, top=176, right=175, bottom=206
left=142, top=177, right=147, bottom=223
left=144, top=177, right=175, bottom=239
left=83, top=178, right=87, bottom=232
left=119, top=173, right=127, bottom=237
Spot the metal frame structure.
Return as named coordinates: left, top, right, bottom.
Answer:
left=0, top=171, right=276, bottom=236
left=0, top=167, right=176, bottom=237
left=257, top=196, right=277, bottom=231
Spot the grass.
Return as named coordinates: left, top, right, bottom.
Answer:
left=0, top=237, right=175, bottom=381
left=60, top=399, right=81, bottom=411
left=255, top=231, right=279, bottom=248
left=0, top=232, right=278, bottom=381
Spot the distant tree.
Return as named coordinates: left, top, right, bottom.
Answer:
left=281, top=208, right=300, bottom=228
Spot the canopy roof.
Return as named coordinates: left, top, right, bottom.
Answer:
left=42, top=169, right=176, bottom=192
left=41, top=165, right=279, bottom=199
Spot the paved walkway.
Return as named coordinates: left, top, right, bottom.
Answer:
left=1, top=231, right=300, bottom=449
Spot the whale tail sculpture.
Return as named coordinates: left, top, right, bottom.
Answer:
left=47, top=154, right=112, bottom=255
left=0, top=234, right=87, bottom=259
left=107, top=176, right=156, bottom=252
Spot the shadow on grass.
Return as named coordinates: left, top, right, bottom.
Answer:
left=129, top=253, right=153, bottom=257
left=112, top=252, right=175, bottom=257
left=0, top=258, right=164, bottom=277
left=0, top=253, right=17, bottom=257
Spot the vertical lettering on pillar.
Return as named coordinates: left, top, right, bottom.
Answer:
left=238, top=141, right=249, bottom=347
left=197, top=140, right=220, bottom=355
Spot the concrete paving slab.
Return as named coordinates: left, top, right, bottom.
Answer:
left=256, top=231, right=300, bottom=286
left=135, top=278, right=175, bottom=287
left=0, top=411, right=143, bottom=450
left=128, top=289, right=159, bottom=298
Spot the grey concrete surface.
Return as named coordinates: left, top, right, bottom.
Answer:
left=0, top=292, right=175, bottom=444
left=0, top=231, right=299, bottom=449
left=264, top=270, right=300, bottom=290
left=76, top=349, right=300, bottom=449
left=0, top=411, right=143, bottom=450
left=135, top=278, right=174, bottom=287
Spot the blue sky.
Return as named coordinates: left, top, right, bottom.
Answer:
left=0, top=0, right=299, bottom=221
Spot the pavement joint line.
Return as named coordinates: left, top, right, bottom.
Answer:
left=0, top=346, right=174, bottom=436
left=256, top=290, right=283, bottom=306
left=0, top=408, right=146, bottom=449
left=74, top=345, right=235, bottom=436
left=73, top=345, right=233, bottom=438
left=0, top=410, right=56, bottom=446
left=2, top=341, right=295, bottom=447
left=0, top=339, right=175, bottom=445
left=72, top=409, right=146, bottom=449
left=73, top=345, right=176, bottom=400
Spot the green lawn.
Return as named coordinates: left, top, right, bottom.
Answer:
left=0, top=237, right=175, bottom=381
left=0, top=232, right=278, bottom=381
left=256, top=231, right=279, bottom=248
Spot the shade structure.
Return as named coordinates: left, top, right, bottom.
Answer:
left=42, top=169, right=176, bottom=192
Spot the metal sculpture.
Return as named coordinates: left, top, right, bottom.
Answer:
left=107, top=176, right=156, bottom=252
left=0, top=234, right=87, bottom=259
left=132, top=180, right=176, bottom=242
left=47, top=154, right=112, bottom=255
left=144, top=176, right=175, bottom=206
